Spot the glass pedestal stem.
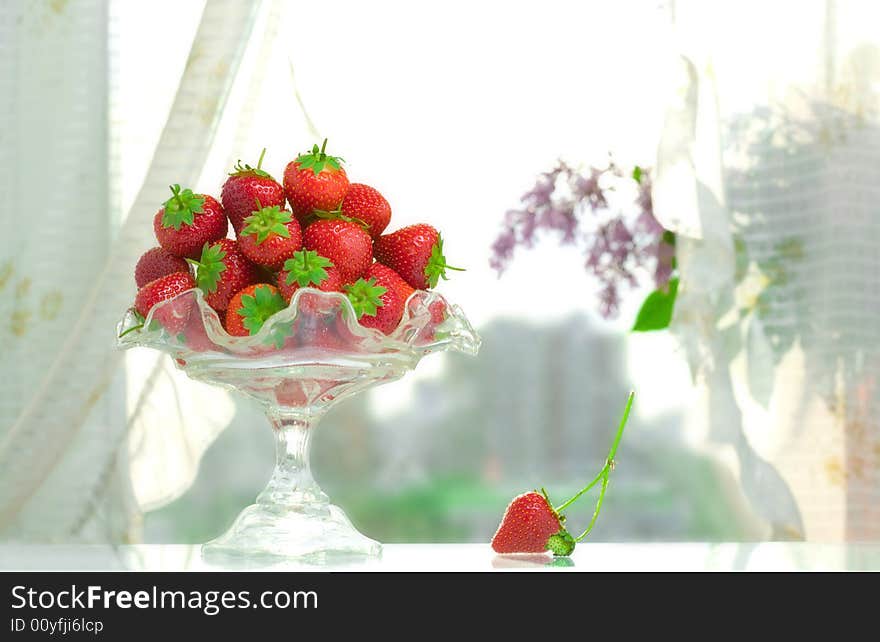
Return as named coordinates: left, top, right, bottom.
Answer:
left=256, top=408, right=328, bottom=509
left=201, top=402, right=381, bottom=563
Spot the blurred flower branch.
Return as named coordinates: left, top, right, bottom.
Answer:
left=490, top=157, right=677, bottom=328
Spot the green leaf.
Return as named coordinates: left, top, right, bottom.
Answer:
left=283, top=250, right=334, bottom=287
left=424, top=235, right=465, bottom=288
left=229, top=149, right=274, bottom=180
left=236, top=285, right=286, bottom=335
left=193, top=242, right=227, bottom=294
left=294, top=139, right=344, bottom=176
left=631, top=277, right=679, bottom=332
left=345, top=278, right=387, bottom=318
left=241, top=205, right=292, bottom=244
left=161, top=184, right=205, bottom=230
left=264, top=320, right=294, bottom=349
left=425, top=237, right=448, bottom=289
left=632, top=166, right=643, bottom=183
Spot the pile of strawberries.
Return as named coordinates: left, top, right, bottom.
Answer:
left=132, top=141, right=460, bottom=339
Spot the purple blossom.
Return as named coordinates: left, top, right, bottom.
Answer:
left=490, top=158, right=673, bottom=319
left=572, top=167, right=607, bottom=210
left=489, top=226, right=517, bottom=273
left=599, top=283, right=620, bottom=318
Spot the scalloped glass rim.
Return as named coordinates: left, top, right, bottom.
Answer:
left=116, top=286, right=480, bottom=360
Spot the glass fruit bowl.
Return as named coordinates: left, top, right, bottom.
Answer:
left=117, top=287, right=480, bottom=562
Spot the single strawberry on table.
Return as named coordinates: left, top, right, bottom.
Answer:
left=237, top=204, right=302, bottom=271
left=134, top=246, right=190, bottom=288
left=374, top=224, right=464, bottom=290
left=491, top=392, right=634, bottom=556
left=221, top=149, right=286, bottom=233
left=303, top=218, right=373, bottom=284
left=345, top=275, right=404, bottom=336
left=225, top=283, right=286, bottom=337
left=153, top=184, right=227, bottom=259
left=317, top=182, right=391, bottom=239
left=277, top=249, right=346, bottom=303
left=283, top=139, right=349, bottom=226
left=188, top=238, right=262, bottom=313
left=133, top=271, right=197, bottom=334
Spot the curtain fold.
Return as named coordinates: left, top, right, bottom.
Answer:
left=656, top=0, right=880, bottom=540
left=0, top=0, right=266, bottom=541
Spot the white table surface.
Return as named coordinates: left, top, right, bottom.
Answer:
left=1, top=543, right=879, bottom=572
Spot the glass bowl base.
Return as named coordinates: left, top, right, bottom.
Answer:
left=201, top=501, right=381, bottom=564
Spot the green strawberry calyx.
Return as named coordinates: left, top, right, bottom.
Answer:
left=532, top=391, right=635, bottom=557
left=345, top=278, right=386, bottom=318
left=295, top=138, right=344, bottom=176
left=241, top=203, right=292, bottom=244
left=229, top=148, right=274, bottom=180
left=162, top=184, right=206, bottom=230
left=118, top=310, right=146, bottom=338
left=283, top=250, right=334, bottom=287
left=187, top=242, right=227, bottom=294
left=424, top=235, right=465, bottom=289
left=237, top=285, right=286, bottom=335
left=264, top=320, right=294, bottom=349
left=312, top=207, right=369, bottom=231
left=532, top=487, right=576, bottom=556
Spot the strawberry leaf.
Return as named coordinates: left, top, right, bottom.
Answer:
left=241, top=205, right=292, bottom=244
left=424, top=235, right=466, bottom=288
left=229, top=148, right=274, bottom=180
left=295, top=139, right=345, bottom=176
left=161, top=184, right=205, bottom=230
left=191, top=242, right=227, bottom=294
left=264, top=320, right=294, bottom=349
left=237, top=285, right=285, bottom=335
left=283, top=250, right=333, bottom=287
left=345, top=278, right=386, bottom=318
left=313, top=208, right=369, bottom=231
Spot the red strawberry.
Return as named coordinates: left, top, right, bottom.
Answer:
left=339, top=183, right=391, bottom=239
left=225, top=283, right=286, bottom=337
left=374, top=224, right=463, bottom=290
left=153, top=185, right=228, bottom=259
left=237, top=205, right=302, bottom=270
left=367, top=262, right=414, bottom=304
left=221, top=149, right=286, bottom=233
left=491, top=492, right=573, bottom=555
left=134, top=271, right=197, bottom=334
left=491, top=392, right=635, bottom=557
left=345, top=276, right=404, bottom=335
left=178, top=317, right=215, bottom=353
left=189, top=238, right=261, bottom=312
left=134, top=246, right=190, bottom=288
left=277, top=250, right=346, bottom=302
left=283, top=139, right=349, bottom=226
left=303, top=219, right=372, bottom=283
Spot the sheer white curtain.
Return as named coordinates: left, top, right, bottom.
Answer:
left=657, top=0, right=880, bottom=540
left=0, top=0, right=280, bottom=542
